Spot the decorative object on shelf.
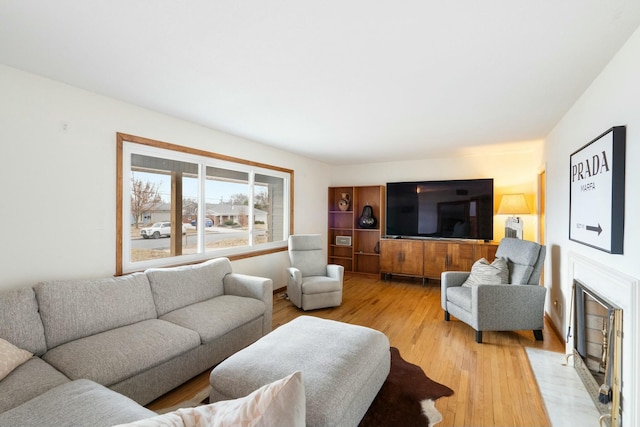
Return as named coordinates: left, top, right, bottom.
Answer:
left=374, top=241, right=380, bottom=254
left=338, top=193, right=351, bottom=211
left=358, top=204, right=377, bottom=229
left=336, top=236, right=352, bottom=246
left=497, top=193, right=529, bottom=239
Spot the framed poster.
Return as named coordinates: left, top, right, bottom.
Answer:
left=569, top=126, right=625, bottom=253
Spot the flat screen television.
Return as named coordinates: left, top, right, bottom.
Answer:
left=386, top=178, right=494, bottom=241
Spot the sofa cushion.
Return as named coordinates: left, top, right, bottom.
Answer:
left=288, top=235, right=327, bottom=277
left=42, top=319, right=200, bottom=387
left=160, top=295, right=266, bottom=343
left=0, top=338, right=32, bottom=381
left=0, top=357, right=70, bottom=413
left=495, top=238, right=541, bottom=284
left=446, top=286, right=472, bottom=312
left=507, top=263, right=535, bottom=285
left=114, top=371, right=305, bottom=427
left=34, top=273, right=157, bottom=349
left=0, top=379, right=156, bottom=427
left=447, top=286, right=471, bottom=312
left=462, top=257, right=509, bottom=287
left=301, top=276, right=342, bottom=294
left=146, top=258, right=232, bottom=317
left=0, top=287, right=47, bottom=355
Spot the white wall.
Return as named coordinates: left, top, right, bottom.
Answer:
left=331, top=142, right=544, bottom=242
left=0, top=64, right=543, bottom=294
left=544, top=27, right=640, bottom=327
left=0, top=65, right=331, bottom=292
left=543, top=26, right=640, bottom=426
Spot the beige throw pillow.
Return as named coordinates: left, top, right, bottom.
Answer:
left=0, top=337, right=33, bottom=381
left=462, top=257, right=509, bottom=287
left=114, top=371, right=305, bottom=427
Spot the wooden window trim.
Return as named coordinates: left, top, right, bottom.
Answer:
left=116, top=133, right=294, bottom=276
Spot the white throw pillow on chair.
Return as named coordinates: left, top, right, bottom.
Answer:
left=461, top=257, right=509, bottom=287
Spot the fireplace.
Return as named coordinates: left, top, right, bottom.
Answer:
left=567, top=253, right=639, bottom=427
left=571, top=279, right=622, bottom=427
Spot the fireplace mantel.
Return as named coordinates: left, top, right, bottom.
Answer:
left=567, top=252, right=639, bottom=427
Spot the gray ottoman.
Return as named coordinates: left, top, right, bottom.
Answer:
left=209, top=315, right=390, bottom=427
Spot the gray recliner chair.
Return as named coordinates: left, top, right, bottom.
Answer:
left=286, top=234, right=343, bottom=311
left=441, top=238, right=546, bottom=343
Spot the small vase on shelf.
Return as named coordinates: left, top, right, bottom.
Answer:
left=338, top=193, right=350, bottom=211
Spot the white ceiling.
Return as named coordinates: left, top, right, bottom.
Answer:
left=2, top=1, right=640, bottom=165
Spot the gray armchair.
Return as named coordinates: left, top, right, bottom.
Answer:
left=287, top=234, right=343, bottom=311
left=441, top=238, right=546, bottom=343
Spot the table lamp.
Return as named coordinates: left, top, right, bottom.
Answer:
left=497, top=193, right=529, bottom=239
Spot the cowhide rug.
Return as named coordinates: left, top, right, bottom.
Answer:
left=157, top=347, right=453, bottom=427
left=358, top=347, right=454, bottom=427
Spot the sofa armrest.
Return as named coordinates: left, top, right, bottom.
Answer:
left=326, top=264, right=344, bottom=282
left=224, top=273, right=273, bottom=334
left=286, top=267, right=303, bottom=309
left=286, top=267, right=302, bottom=286
left=473, top=284, right=547, bottom=330
left=441, top=271, right=470, bottom=311
left=441, top=271, right=470, bottom=288
left=223, top=273, right=272, bottom=301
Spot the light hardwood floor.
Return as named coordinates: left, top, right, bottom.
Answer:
left=148, top=274, right=564, bottom=426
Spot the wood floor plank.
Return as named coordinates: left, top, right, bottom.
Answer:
left=147, top=275, right=563, bottom=426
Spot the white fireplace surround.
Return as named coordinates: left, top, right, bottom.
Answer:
left=567, top=252, right=639, bottom=427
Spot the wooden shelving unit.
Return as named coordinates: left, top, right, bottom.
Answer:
left=328, top=186, right=385, bottom=277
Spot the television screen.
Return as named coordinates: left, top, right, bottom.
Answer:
left=386, top=179, right=494, bottom=241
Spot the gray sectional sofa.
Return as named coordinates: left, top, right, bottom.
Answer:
left=0, top=257, right=273, bottom=426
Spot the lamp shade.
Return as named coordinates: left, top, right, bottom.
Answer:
left=497, top=193, right=529, bottom=215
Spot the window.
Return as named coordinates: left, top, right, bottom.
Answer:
left=116, top=133, right=293, bottom=275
